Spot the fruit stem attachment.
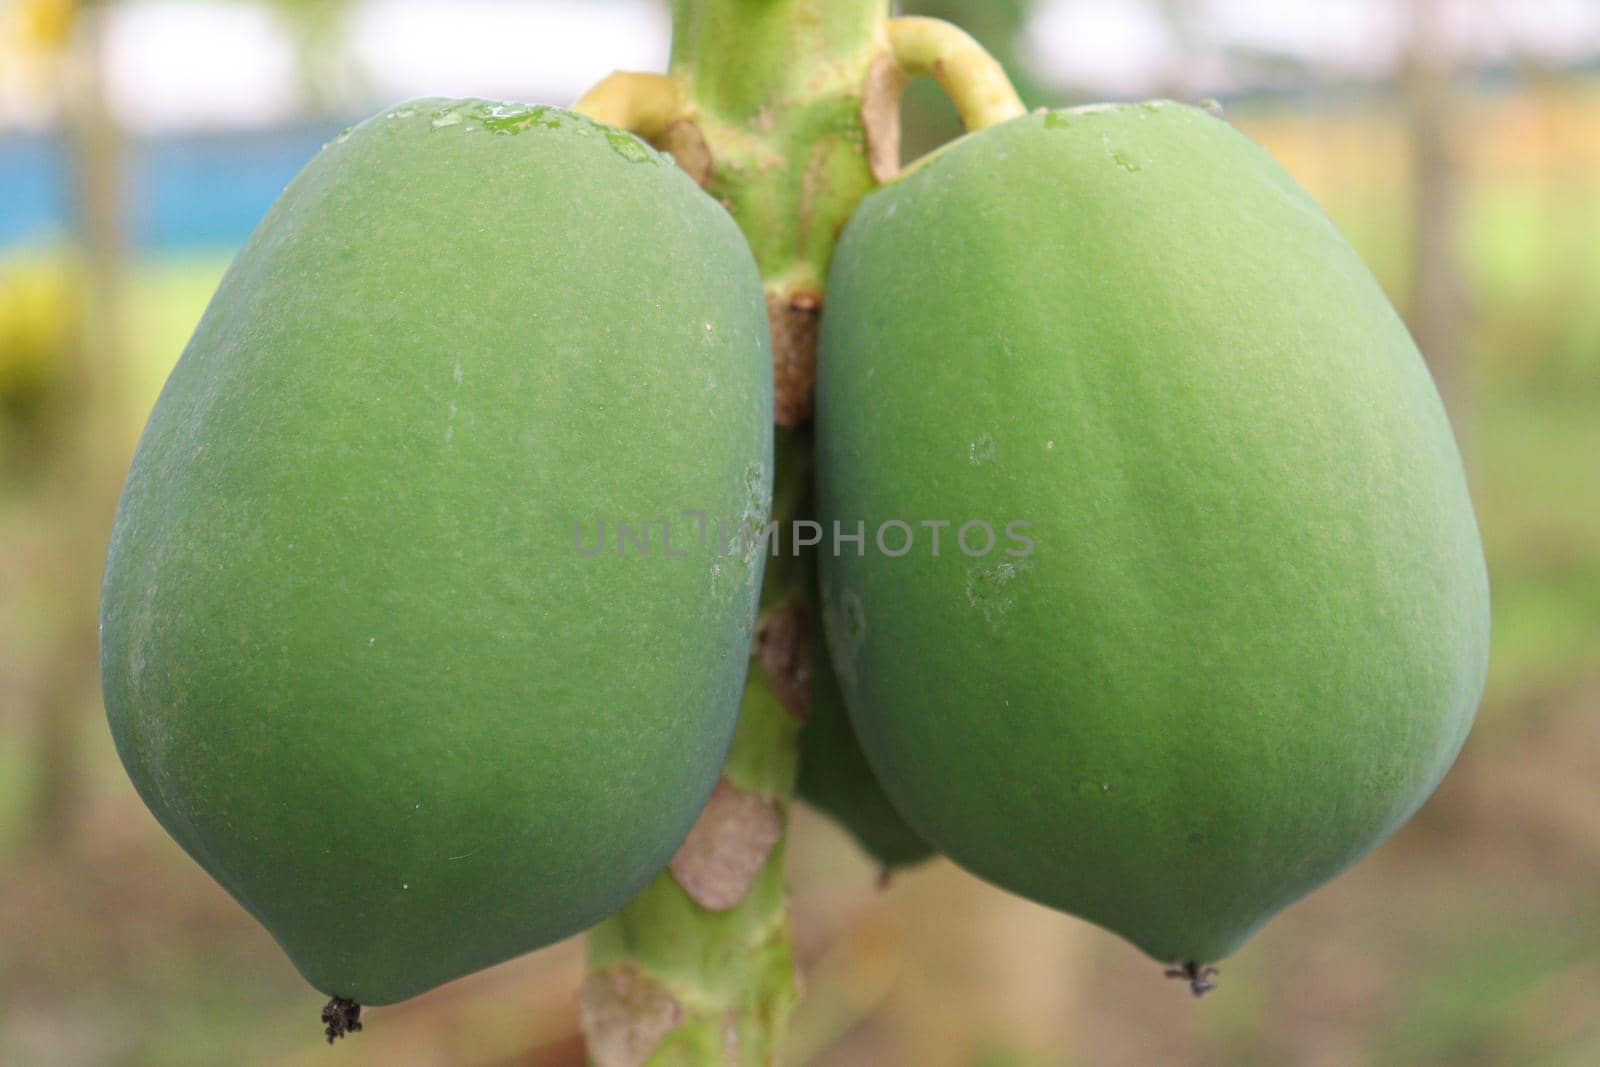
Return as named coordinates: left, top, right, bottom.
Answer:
left=887, top=17, right=1026, bottom=133
left=573, top=72, right=684, bottom=140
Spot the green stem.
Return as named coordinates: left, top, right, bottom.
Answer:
left=574, top=5, right=1027, bottom=1063
left=667, top=0, right=887, bottom=307
left=577, top=3, right=891, bottom=1065
left=669, top=0, right=887, bottom=121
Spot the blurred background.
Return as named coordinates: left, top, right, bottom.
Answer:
left=1, top=0, right=1597, bottom=1064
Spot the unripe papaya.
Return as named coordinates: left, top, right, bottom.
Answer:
left=816, top=103, right=1489, bottom=974
left=100, top=100, right=774, bottom=1007
left=798, top=597, right=934, bottom=873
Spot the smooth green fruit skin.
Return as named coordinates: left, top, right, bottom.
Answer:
left=798, top=604, right=934, bottom=871
left=816, top=103, right=1490, bottom=967
left=100, top=100, right=774, bottom=1005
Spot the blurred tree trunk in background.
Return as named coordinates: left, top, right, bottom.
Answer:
left=270, top=0, right=359, bottom=115
left=29, top=3, right=125, bottom=848
left=1403, top=0, right=1470, bottom=424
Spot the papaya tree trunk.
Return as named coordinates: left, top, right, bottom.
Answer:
left=1403, top=0, right=1468, bottom=421
left=577, top=3, right=889, bottom=1064
left=30, top=3, right=125, bottom=850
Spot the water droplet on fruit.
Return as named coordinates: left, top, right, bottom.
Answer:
left=844, top=596, right=864, bottom=636
left=965, top=562, right=1022, bottom=623
left=969, top=432, right=996, bottom=465
left=1099, top=131, right=1148, bottom=173
left=736, top=461, right=768, bottom=568
left=743, top=461, right=766, bottom=503
left=431, top=110, right=463, bottom=129
left=477, top=102, right=564, bottom=134
left=606, top=130, right=656, bottom=163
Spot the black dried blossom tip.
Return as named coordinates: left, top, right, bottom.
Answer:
left=321, top=997, right=363, bottom=1043
left=1164, top=960, right=1219, bottom=997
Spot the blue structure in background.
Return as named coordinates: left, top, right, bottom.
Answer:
left=0, top=136, right=63, bottom=249
left=0, top=123, right=346, bottom=252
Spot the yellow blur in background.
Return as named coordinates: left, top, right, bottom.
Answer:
left=1, top=2, right=1597, bottom=1065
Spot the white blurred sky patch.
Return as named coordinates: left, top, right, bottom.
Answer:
left=1, top=0, right=669, bottom=133
left=344, top=0, right=668, bottom=114
left=3, top=0, right=1600, bottom=133
left=1026, top=0, right=1600, bottom=96
left=102, top=2, right=302, bottom=130
left=1020, top=0, right=1180, bottom=97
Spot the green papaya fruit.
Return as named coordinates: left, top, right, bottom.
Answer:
left=797, top=596, right=934, bottom=873
left=815, top=102, right=1489, bottom=976
left=100, top=99, right=774, bottom=1008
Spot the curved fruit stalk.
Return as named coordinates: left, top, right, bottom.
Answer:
left=816, top=102, right=1490, bottom=986
left=100, top=100, right=773, bottom=1014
